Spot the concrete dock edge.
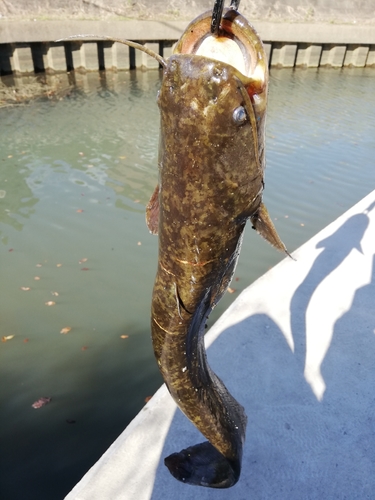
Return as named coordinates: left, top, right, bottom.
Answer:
left=65, top=189, right=375, bottom=500
left=1, top=20, right=375, bottom=74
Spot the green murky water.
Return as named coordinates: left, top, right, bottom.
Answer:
left=0, top=67, right=374, bottom=499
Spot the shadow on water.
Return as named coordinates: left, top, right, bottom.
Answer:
left=150, top=204, right=375, bottom=499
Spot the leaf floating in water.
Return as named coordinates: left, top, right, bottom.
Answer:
left=78, top=152, right=84, bottom=156
left=56, top=263, right=63, bottom=267
left=51, top=291, right=59, bottom=296
left=119, top=156, right=126, bottom=159
left=8, top=248, right=14, bottom=252
left=32, top=397, right=51, bottom=409
left=144, top=396, right=152, bottom=403
left=76, top=209, right=84, bottom=213
left=81, top=346, right=88, bottom=351
left=60, top=327, right=71, bottom=334
left=23, top=338, right=29, bottom=343
left=81, top=267, right=89, bottom=271
left=120, top=335, right=129, bottom=339
left=137, top=241, right=142, bottom=246
left=34, top=276, right=41, bottom=281
left=36, top=264, right=42, bottom=268
left=20, top=287, right=31, bottom=291
left=1, top=335, right=15, bottom=342
left=227, top=287, right=236, bottom=294
left=79, top=258, right=88, bottom=264
left=45, top=301, right=56, bottom=306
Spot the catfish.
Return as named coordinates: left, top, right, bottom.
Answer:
left=58, top=6, right=289, bottom=489
left=147, top=8, right=289, bottom=488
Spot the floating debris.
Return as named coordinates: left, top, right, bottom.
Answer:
left=1, top=335, right=15, bottom=342
left=51, top=291, right=59, bottom=296
left=227, top=287, right=236, bottom=294
left=60, top=327, right=71, bottom=334
left=56, top=264, right=63, bottom=268
left=32, top=397, right=51, bottom=409
left=20, top=287, right=31, bottom=291
left=45, top=301, right=56, bottom=306
left=144, top=396, right=152, bottom=403
left=81, top=267, right=89, bottom=271
left=34, top=276, right=41, bottom=281
left=76, top=209, right=84, bottom=213
left=120, top=335, right=129, bottom=339
left=79, top=258, right=88, bottom=264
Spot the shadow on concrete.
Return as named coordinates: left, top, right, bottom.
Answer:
left=290, top=201, right=375, bottom=372
left=149, top=204, right=375, bottom=499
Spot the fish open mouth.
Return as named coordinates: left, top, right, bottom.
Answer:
left=173, top=8, right=267, bottom=93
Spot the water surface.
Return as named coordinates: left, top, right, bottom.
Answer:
left=0, top=67, right=374, bottom=499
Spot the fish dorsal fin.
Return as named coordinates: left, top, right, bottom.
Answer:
left=250, top=202, right=293, bottom=258
left=146, top=184, right=160, bottom=235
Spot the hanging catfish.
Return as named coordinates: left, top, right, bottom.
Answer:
left=146, top=7, right=290, bottom=488
left=59, top=4, right=290, bottom=489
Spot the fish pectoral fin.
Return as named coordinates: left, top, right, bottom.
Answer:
left=146, top=183, right=159, bottom=235
left=250, top=202, right=294, bottom=259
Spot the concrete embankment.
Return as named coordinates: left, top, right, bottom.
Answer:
left=1, top=0, right=375, bottom=74
left=64, top=189, right=375, bottom=499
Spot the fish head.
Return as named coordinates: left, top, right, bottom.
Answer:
left=159, top=55, right=255, bottom=136
left=172, top=8, right=268, bottom=117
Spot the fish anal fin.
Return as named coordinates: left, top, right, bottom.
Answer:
left=146, top=184, right=159, bottom=235
left=250, top=203, right=294, bottom=259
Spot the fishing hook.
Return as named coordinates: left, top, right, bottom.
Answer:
left=211, top=0, right=241, bottom=36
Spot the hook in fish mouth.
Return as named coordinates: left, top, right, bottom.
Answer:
left=211, top=0, right=241, bottom=35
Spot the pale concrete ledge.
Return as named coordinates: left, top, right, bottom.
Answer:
left=1, top=20, right=375, bottom=74
left=1, top=20, right=374, bottom=44
left=66, top=189, right=375, bottom=500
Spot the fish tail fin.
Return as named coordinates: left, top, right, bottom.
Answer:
left=250, top=202, right=294, bottom=259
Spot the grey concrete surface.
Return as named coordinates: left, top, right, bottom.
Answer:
left=1, top=19, right=374, bottom=75
left=66, top=190, right=375, bottom=500
left=1, top=19, right=375, bottom=44
left=0, top=0, right=374, bottom=23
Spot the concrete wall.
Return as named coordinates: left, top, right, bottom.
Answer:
left=0, top=0, right=374, bottom=23
left=1, top=1, right=374, bottom=74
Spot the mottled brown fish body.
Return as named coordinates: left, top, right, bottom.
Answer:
left=151, top=56, right=256, bottom=485
left=147, top=9, right=288, bottom=489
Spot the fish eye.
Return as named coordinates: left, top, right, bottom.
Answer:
left=232, top=106, right=247, bottom=126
